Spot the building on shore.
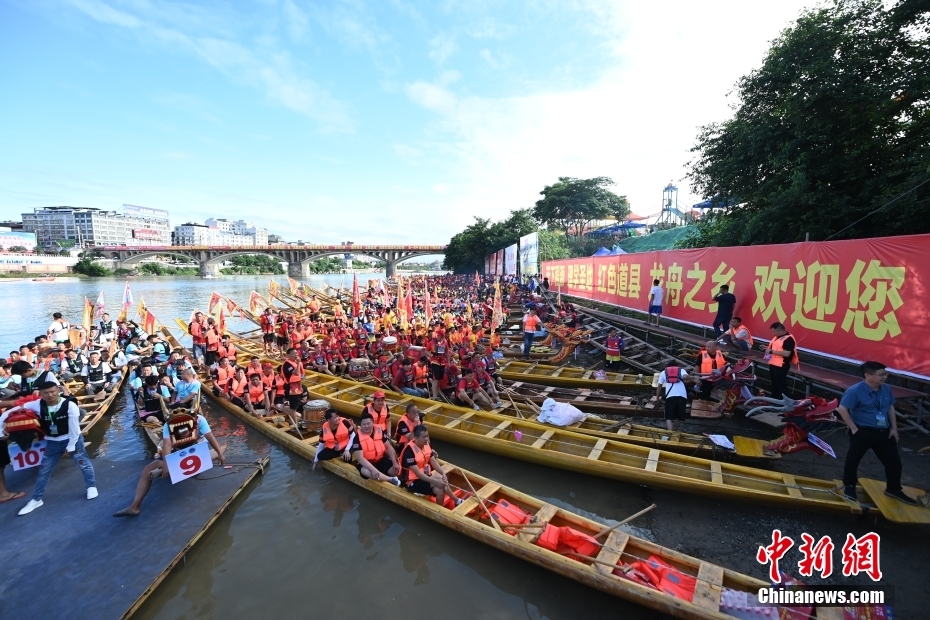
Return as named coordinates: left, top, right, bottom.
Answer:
left=173, top=218, right=269, bottom=246
left=21, top=205, right=170, bottom=250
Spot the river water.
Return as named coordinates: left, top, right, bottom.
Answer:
left=4, top=275, right=658, bottom=620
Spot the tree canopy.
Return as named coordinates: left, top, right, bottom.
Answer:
left=443, top=209, right=538, bottom=273
left=681, top=0, right=930, bottom=248
left=532, top=177, right=629, bottom=237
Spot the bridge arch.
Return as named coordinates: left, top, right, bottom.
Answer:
left=119, top=251, right=202, bottom=267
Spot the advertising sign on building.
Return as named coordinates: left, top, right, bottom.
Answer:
left=504, top=244, right=518, bottom=275
left=519, top=232, right=539, bottom=276
left=132, top=228, right=161, bottom=240
left=0, top=231, right=37, bottom=252
left=123, top=204, right=169, bottom=221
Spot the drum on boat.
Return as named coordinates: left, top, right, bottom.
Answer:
left=406, top=345, right=426, bottom=360
left=348, top=358, right=372, bottom=379
left=303, top=399, right=329, bottom=428
left=382, top=336, right=398, bottom=353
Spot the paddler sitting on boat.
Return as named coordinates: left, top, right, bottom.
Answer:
left=113, top=406, right=225, bottom=518
left=351, top=413, right=401, bottom=485
left=81, top=350, right=114, bottom=398
left=393, top=403, right=420, bottom=447
left=168, top=368, right=201, bottom=411
left=243, top=373, right=271, bottom=417
left=309, top=345, right=333, bottom=376
left=149, top=334, right=170, bottom=364
left=211, top=357, right=235, bottom=398
left=472, top=363, right=504, bottom=409
left=399, top=425, right=460, bottom=506
left=327, top=347, right=347, bottom=376
left=456, top=368, right=492, bottom=411
left=312, top=409, right=357, bottom=469
left=364, top=390, right=392, bottom=437
left=226, top=368, right=249, bottom=409
left=695, top=340, right=731, bottom=401
left=392, top=358, right=428, bottom=398
left=137, top=375, right=171, bottom=423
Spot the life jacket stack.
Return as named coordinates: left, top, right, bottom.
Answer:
left=534, top=524, right=600, bottom=559
left=613, top=555, right=698, bottom=603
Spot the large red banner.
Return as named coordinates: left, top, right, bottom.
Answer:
left=543, top=234, right=930, bottom=378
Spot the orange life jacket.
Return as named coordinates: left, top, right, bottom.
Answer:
left=225, top=343, right=237, bottom=364
left=228, top=376, right=247, bottom=398
left=727, top=324, right=753, bottom=347
left=401, top=441, right=432, bottom=484
left=205, top=328, right=221, bottom=351
left=281, top=359, right=304, bottom=394
left=364, top=402, right=390, bottom=434
left=699, top=350, right=727, bottom=374
left=322, top=417, right=351, bottom=451
left=247, top=383, right=266, bottom=405
left=214, top=365, right=234, bottom=390
left=769, top=334, right=799, bottom=368
left=189, top=320, right=205, bottom=344
left=358, top=427, right=386, bottom=463
left=393, top=414, right=417, bottom=445
left=413, top=363, right=429, bottom=387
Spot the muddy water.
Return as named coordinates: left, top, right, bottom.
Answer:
left=8, top=276, right=660, bottom=619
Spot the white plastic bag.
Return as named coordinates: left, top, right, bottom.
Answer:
left=537, top=398, right=586, bottom=426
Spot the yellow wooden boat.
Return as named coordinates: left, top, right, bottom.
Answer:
left=187, top=367, right=796, bottom=618
left=296, top=370, right=930, bottom=522
left=496, top=359, right=660, bottom=390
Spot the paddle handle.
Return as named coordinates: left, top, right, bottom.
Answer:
left=594, top=503, right=656, bottom=539
left=458, top=468, right=501, bottom=532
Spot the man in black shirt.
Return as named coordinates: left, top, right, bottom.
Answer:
left=712, top=285, right=737, bottom=337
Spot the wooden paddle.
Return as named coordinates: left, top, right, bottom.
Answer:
left=594, top=504, right=656, bottom=540
left=456, top=468, right=502, bottom=532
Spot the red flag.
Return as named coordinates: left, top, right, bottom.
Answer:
left=143, top=309, right=156, bottom=334
left=218, top=308, right=226, bottom=335
left=208, top=292, right=222, bottom=315
left=424, top=287, right=433, bottom=321
left=287, top=277, right=300, bottom=294
left=352, top=273, right=361, bottom=317
left=83, top=297, right=93, bottom=332
left=404, top=279, right=413, bottom=318
left=226, top=298, right=237, bottom=314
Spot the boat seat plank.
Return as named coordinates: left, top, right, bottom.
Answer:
left=692, top=562, right=724, bottom=611
left=644, top=449, right=660, bottom=472
left=733, top=436, right=766, bottom=458
left=516, top=503, right=560, bottom=543
left=531, top=430, right=555, bottom=449
left=486, top=420, right=513, bottom=439
left=587, top=439, right=608, bottom=461
left=452, top=481, right=502, bottom=516
left=445, top=412, right=475, bottom=429
left=859, top=478, right=930, bottom=524
left=782, top=474, right=804, bottom=499
left=593, top=530, right=630, bottom=576
left=710, top=462, right=724, bottom=485
left=549, top=368, right=565, bottom=377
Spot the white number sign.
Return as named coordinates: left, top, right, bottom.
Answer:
left=164, top=439, right=214, bottom=484
left=8, top=440, right=47, bottom=471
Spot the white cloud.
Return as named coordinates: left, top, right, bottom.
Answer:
left=281, top=0, right=310, bottom=42
left=428, top=33, right=458, bottom=64
left=479, top=48, right=499, bottom=68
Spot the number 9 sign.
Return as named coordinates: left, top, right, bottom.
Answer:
left=164, top=439, right=214, bottom=484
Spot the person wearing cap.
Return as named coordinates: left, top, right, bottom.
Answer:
left=14, top=381, right=98, bottom=515
left=351, top=413, right=401, bottom=485
left=149, top=334, right=170, bottom=363
left=364, top=391, right=392, bottom=437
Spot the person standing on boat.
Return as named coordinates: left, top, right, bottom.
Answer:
left=47, top=312, right=71, bottom=345
left=521, top=308, right=541, bottom=360
left=14, top=382, right=98, bottom=515
left=98, top=312, right=116, bottom=345
left=604, top=329, right=624, bottom=369
left=351, top=413, right=401, bottom=485
left=188, top=311, right=207, bottom=366
left=836, top=361, right=917, bottom=506
left=260, top=308, right=277, bottom=355
left=765, top=322, right=797, bottom=400
left=656, top=365, right=691, bottom=432
left=399, top=425, right=460, bottom=506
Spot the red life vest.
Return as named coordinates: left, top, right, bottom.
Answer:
left=247, top=383, right=266, bottom=405
left=364, top=402, right=390, bottom=434
left=358, top=427, right=386, bottom=462
left=400, top=441, right=433, bottom=484
left=393, top=414, right=417, bottom=445
left=214, top=365, right=234, bottom=390
left=189, top=320, right=206, bottom=344
left=321, top=417, right=351, bottom=451
left=228, top=376, right=247, bottom=398
left=665, top=367, right=681, bottom=383
left=205, top=327, right=221, bottom=352
left=606, top=335, right=623, bottom=357
left=281, top=360, right=304, bottom=394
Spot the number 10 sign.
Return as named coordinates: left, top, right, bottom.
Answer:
left=8, top=440, right=47, bottom=471
left=164, top=439, right=214, bottom=484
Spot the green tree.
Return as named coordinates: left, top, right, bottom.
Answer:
left=73, top=258, right=113, bottom=277
left=443, top=209, right=539, bottom=273
left=533, top=177, right=626, bottom=237
left=682, top=0, right=930, bottom=248
left=8, top=245, right=27, bottom=252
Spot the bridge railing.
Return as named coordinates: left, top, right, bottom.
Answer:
left=98, top=245, right=447, bottom=251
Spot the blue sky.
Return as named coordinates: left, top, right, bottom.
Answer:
left=0, top=0, right=813, bottom=244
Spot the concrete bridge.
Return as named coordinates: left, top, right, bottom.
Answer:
left=98, top=244, right=446, bottom=278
